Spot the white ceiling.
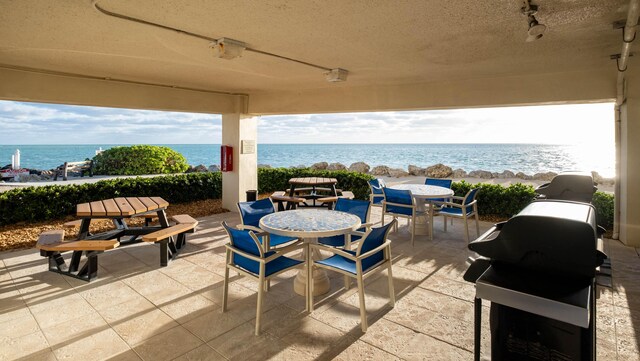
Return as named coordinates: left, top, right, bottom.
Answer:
left=0, top=0, right=631, bottom=96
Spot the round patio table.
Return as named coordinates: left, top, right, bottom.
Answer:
left=259, top=209, right=361, bottom=298
left=389, top=184, right=454, bottom=239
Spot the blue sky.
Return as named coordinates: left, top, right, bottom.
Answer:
left=0, top=100, right=614, bottom=145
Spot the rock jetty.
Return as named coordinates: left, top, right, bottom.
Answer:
left=1, top=160, right=615, bottom=187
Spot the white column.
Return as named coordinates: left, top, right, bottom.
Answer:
left=619, top=69, right=640, bottom=246
left=221, top=113, right=258, bottom=211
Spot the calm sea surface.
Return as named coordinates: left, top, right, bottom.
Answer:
left=0, top=143, right=615, bottom=178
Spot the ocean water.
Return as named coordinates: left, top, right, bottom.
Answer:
left=0, top=143, right=615, bottom=178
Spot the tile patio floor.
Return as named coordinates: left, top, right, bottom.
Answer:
left=1, top=208, right=639, bottom=360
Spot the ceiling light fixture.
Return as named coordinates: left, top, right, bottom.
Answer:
left=325, top=68, right=348, bottom=82
left=521, top=0, right=547, bottom=42
left=210, top=38, right=246, bottom=59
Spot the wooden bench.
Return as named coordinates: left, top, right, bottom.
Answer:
left=317, top=191, right=356, bottom=210
left=142, top=214, right=198, bottom=266
left=270, top=192, right=307, bottom=211
left=54, top=160, right=93, bottom=181
left=36, top=230, right=119, bottom=281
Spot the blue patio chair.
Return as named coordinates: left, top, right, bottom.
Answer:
left=237, top=198, right=301, bottom=250
left=424, top=178, right=453, bottom=203
left=309, top=220, right=396, bottom=332
left=382, top=187, right=418, bottom=246
left=368, top=179, right=386, bottom=224
left=318, top=198, right=372, bottom=248
left=433, top=188, right=480, bottom=244
left=221, top=221, right=305, bottom=335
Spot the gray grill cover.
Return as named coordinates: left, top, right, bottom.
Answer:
left=469, top=200, right=605, bottom=279
left=534, top=171, right=597, bottom=203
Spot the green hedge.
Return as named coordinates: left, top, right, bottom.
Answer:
left=0, top=173, right=221, bottom=226
left=451, top=180, right=614, bottom=229
left=0, top=168, right=615, bottom=231
left=257, top=168, right=374, bottom=200
left=93, top=145, right=189, bottom=175
left=592, top=191, right=614, bottom=230
left=451, top=180, right=537, bottom=218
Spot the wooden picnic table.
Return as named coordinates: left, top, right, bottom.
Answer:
left=76, top=196, right=171, bottom=243
left=36, top=196, right=197, bottom=281
left=287, top=177, right=339, bottom=207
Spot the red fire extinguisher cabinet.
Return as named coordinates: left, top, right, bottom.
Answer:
left=221, top=145, right=233, bottom=172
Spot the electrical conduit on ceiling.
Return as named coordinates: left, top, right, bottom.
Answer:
left=90, top=0, right=346, bottom=78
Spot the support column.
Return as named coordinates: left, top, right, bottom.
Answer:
left=619, top=69, right=640, bottom=246
left=221, top=113, right=258, bottom=211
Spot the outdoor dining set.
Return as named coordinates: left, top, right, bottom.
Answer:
left=224, top=176, right=481, bottom=335
left=33, top=176, right=480, bottom=336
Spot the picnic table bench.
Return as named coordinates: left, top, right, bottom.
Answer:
left=142, top=214, right=198, bottom=266
left=36, top=230, right=119, bottom=281
left=54, top=160, right=93, bottom=181
left=270, top=191, right=307, bottom=211
left=317, top=191, right=355, bottom=209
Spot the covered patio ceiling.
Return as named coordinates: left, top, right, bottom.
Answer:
left=0, top=0, right=627, bottom=113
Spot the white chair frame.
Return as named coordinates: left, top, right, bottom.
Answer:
left=308, top=221, right=396, bottom=332
left=222, top=231, right=305, bottom=335
left=433, top=191, right=480, bottom=244
left=382, top=194, right=418, bottom=246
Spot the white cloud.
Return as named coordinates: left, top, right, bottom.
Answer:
left=0, top=101, right=614, bottom=146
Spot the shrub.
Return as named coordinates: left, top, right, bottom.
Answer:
left=0, top=173, right=221, bottom=226
left=93, top=145, right=189, bottom=175
left=592, top=191, right=614, bottom=230
left=451, top=180, right=537, bottom=218
left=258, top=168, right=374, bottom=200
left=452, top=180, right=615, bottom=230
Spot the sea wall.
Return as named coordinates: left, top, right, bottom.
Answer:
left=259, top=161, right=615, bottom=185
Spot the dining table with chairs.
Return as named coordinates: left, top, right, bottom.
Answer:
left=387, top=183, right=454, bottom=241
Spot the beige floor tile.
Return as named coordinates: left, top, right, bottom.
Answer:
left=597, top=337, right=619, bottom=361
left=121, top=270, right=193, bottom=306
left=0, top=313, right=40, bottom=339
left=133, top=326, right=203, bottom=361
left=10, top=348, right=58, bottom=361
left=173, top=344, right=226, bottom=361
left=208, top=321, right=277, bottom=359
left=159, top=260, right=224, bottom=291
left=182, top=307, right=251, bottom=342
left=0, top=330, right=50, bottom=361
left=99, top=296, right=179, bottom=346
left=333, top=340, right=402, bottom=361
left=398, top=332, right=472, bottom=361
left=418, top=273, right=476, bottom=301
left=40, top=310, right=110, bottom=347
left=311, top=301, right=364, bottom=333
left=248, top=304, right=306, bottom=338
left=28, top=292, right=96, bottom=329
left=52, top=327, right=130, bottom=361
left=104, top=349, right=144, bottom=361
left=276, top=317, right=346, bottom=358
left=125, top=246, right=164, bottom=267
left=80, top=280, right=141, bottom=310
left=0, top=288, right=31, bottom=324
left=159, top=293, right=217, bottom=324
left=384, top=298, right=438, bottom=331
left=360, top=318, right=417, bottom=355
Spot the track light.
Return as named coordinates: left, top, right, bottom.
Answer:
left=325, top=68, right=348, bottom=82
left=522, top=1, right=546, bottom=42
left=209, top=38, right=246, bottom=59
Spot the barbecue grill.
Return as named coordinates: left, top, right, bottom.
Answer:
left=464, top=200, right=606, bottom=361
left=534, top=171, right=598, bottom=203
